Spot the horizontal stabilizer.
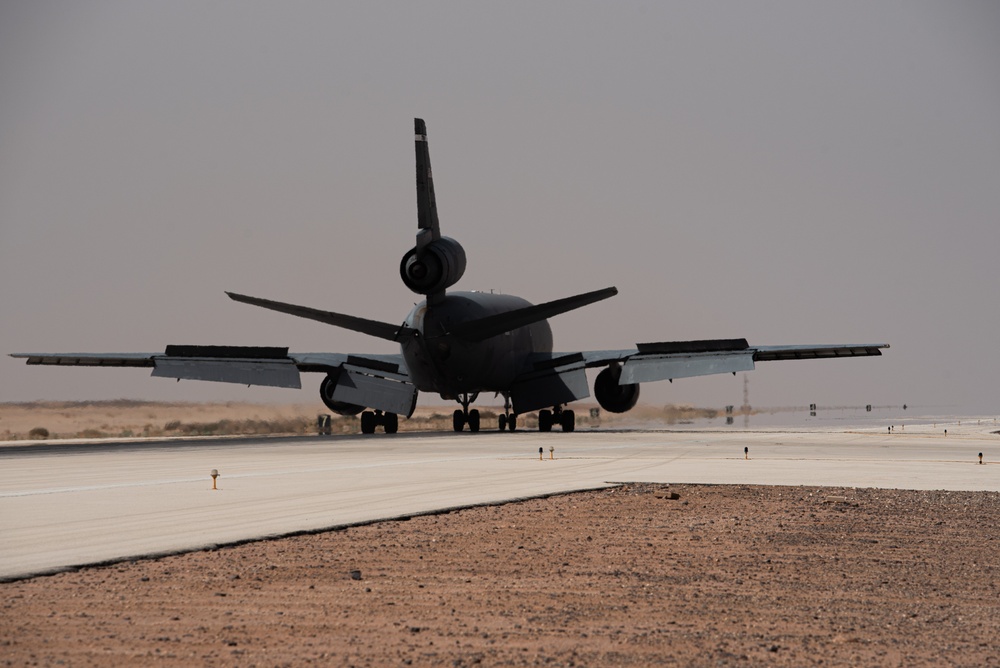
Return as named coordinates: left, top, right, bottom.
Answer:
left=448, top=287, right=618, bottom=342
left=227, top=292, right=416, bottom=342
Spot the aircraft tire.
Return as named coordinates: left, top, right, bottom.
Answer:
left=468, top=409, right=480, bottom=432
left=498, top=414, right=507, bottom=431
left=509, top=415, right=518, bottom=432
left=360, top=411, right=377, bottom=434
left=453, top=409, right=465, bottom=432
left=561, top=410, right=575, bottom=432
left=538, top=410, right=552, bottom=432
left=384, top=412, right=399, bottom=434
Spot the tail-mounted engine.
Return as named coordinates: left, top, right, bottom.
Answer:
left=399, top=236, right=467, bottom=295
left=594, top=365, right=640, bottom=413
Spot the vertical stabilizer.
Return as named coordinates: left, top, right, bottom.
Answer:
left=401, top=119, right=466, bottom=303
left=414, top=118, right=440, bottom=250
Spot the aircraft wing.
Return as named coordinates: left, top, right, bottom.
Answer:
left=573, top=340, right=888, bottom=384
left=10, top=346, right=408, bottom=390
left=511, top=340, right=888, bottom=413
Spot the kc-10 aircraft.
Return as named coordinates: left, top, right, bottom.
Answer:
left=13, top=119, right=888, bottom=434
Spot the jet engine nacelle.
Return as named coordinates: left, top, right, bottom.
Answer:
left=320, top=372, right=365, bottom=416
left=594, top=366, right=640, bottom=413
left=400, top=237, right=467, bottom=295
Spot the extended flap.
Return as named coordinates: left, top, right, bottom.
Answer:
left=152, top=358, right=302, bottom=388
left=332, top=367, right=417, bottom=417
left=621, top=351, right=754, bottom=384
left=511, top=362, right=589, bottom=415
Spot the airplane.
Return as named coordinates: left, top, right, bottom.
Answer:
left=12, top=118, right=888, bottom=434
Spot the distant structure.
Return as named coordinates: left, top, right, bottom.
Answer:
left=742, top=374, right=750, bottom=428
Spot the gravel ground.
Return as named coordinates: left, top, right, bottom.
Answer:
left=3, top=484, right=998, bottom=667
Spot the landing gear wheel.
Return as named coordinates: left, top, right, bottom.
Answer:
left=560, top=409, right=576, bottom=432
left=538, top=409, right=553, bottom=433
left=360, top=411, right=377, bottom=434
left=384, top=412, right=399, bottom=434
left=509, top=415, right=518, bottom=432
left=453, top=409, right=466, bottom=432
left=498, top=414, right=508, bottom=431
left=468, top=409, right=480, bottom=433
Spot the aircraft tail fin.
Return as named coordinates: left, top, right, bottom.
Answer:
left=401, top=119, right=467, bottom=304
left=414, top=118, right=440, bottom=249
left=448, top=287, right=618, bottom=342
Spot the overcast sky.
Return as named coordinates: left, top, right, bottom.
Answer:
left=2, top=1, right=998, bottom=414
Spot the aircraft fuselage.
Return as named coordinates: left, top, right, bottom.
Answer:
left=402, top=292, right=552, bottom=398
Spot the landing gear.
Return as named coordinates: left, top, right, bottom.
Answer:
left=538, top=406, right=574, bottom=432
left=360, top=410, right=399, bottom=434
left=538, top=409, right=553, bottom=432
left=560, top=409, right=575, bottom=432
left=497, top=392, right=516, bottom=432
left=452, top=393, right=482, bottom=432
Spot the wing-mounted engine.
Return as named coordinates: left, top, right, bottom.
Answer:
left=316, top=356, right=418, bottom=418
left=594, top=365, right=640, bottom=413
left=399, top=236, right=466, bottom=295
left=319, top=370, right=365, bottom=416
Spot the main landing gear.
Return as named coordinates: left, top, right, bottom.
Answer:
left=453, top=393, right=482, bottom=432
left=497, top=393, right=517, bottom=432
left=538, top=406, right=575, bottom=432
left=453, top=392, right=519, bottom=432
left=360, top=410, right=398, bottom=434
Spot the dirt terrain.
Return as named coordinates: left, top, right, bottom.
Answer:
left=3, top=483, right=998, bottom=666
left=0, top=400, right=724, bottom=441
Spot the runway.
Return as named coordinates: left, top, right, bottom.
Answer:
left=1, top=421, right=996, bottom=581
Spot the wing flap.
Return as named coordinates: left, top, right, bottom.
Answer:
left=332, top=366, right=418, bottom=417
left=511, top=358, right=589, bottom=414
left=151, top=357, right=301, bottom=388
left=621, top=351, right=755, bottom=384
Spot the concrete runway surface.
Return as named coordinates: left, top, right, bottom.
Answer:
left=1, top=421, right=996, bottom=581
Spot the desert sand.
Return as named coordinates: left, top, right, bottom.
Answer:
left=3, top=483, right=998, bottom=667
left=0, top=400, right=724, bottom=441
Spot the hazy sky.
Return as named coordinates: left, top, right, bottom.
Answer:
left=2, top=1, right=998, bottom=414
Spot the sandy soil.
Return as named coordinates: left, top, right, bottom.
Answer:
left=0, top=401, right=321, bottom=441
left=0, top=401, right=723, bottom=441
left=3, top=483, right=998, bottom=667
